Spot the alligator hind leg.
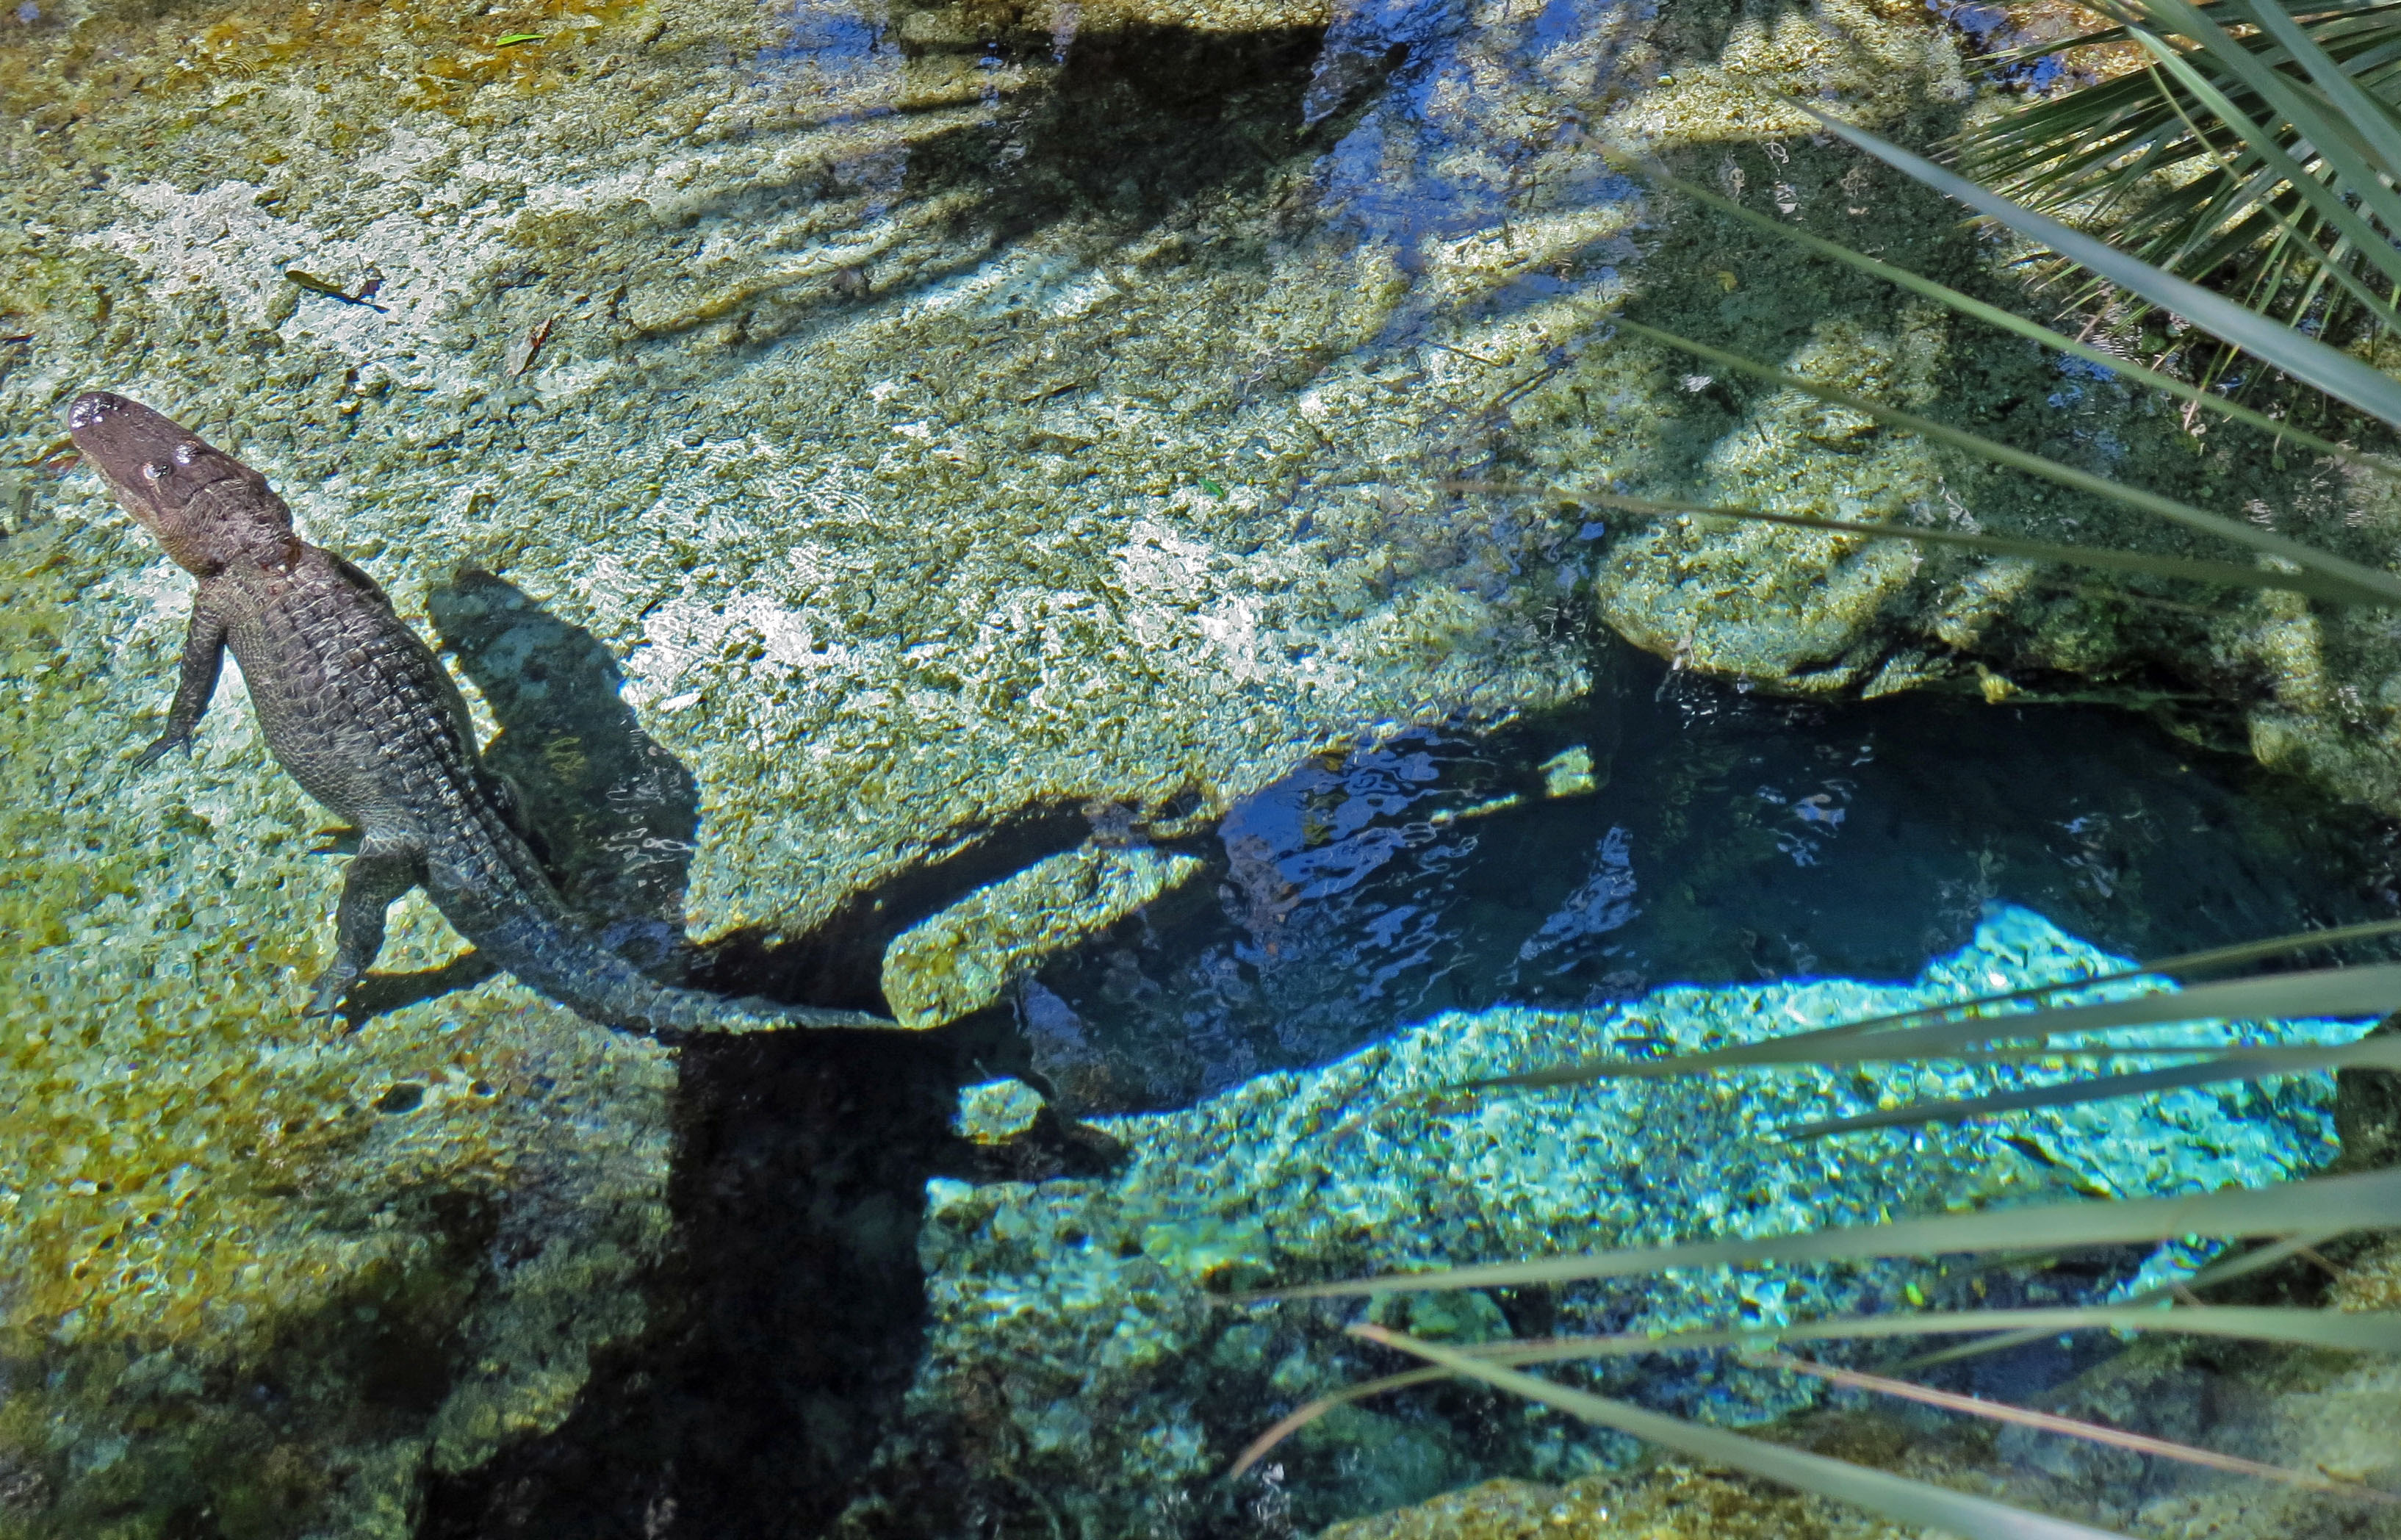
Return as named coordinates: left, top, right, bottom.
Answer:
left=304, top=835, right=427, bottom=1018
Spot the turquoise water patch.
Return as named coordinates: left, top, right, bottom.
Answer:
left=910, top=904, right=2370, bottom=1525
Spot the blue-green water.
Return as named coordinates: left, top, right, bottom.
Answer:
left=4, top=0, right=2401, bottom=1533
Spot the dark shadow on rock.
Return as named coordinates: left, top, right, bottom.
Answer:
left=357, top=566, right=1110, bottom=1025
left=18, top=1186, right=500, bottom=1540
left=601, top=19, right=1372, bottom=361
left=912, top=24, right=1333, bottom=247
left=688, top=798, right=1120, bottom=1015
left=339, top=949, right=502, bottom=1021
left=397, top=572, right=1115, bottom=1539
left=417, top=1023, right=970, bottom=1540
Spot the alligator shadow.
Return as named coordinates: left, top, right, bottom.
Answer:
left=356, top=566, right=1099, bottom=1022
left=404, top=569, right=1115, bottom=1539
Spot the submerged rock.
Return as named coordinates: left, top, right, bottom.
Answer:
left=1321, top=1359, right=2401, bottom=1540
left=847, top=907, right=2369, bottom=1535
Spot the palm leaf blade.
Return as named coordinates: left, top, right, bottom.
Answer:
left=1353, top=1326, right=2141, bottom=1539
left=1245, top=1167, right=2401, bottom=1298
left=1793, top=101, right=2401, bottom=427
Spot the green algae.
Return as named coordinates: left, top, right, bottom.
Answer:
left=1138, top=1214, right=1275, bottom=1284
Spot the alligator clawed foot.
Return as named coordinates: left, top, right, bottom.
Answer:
left=134, top=731, right=191, bottom=769
left=302, top=967, right=361, bottom=1021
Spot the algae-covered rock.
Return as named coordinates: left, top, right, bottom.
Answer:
left=1322, top=1364, right=2401, bottom=1540
left=1, top=0, right=1981, bottom=1519
left=1315, top=1467, right=1846, bottom=1540
left=885, top=845, right=1206, bottom=1026
left=953, top=1077, right=1050, bottom=1143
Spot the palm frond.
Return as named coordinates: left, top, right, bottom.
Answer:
left=1612, top=153, right=2392, bottom=472
left=1611, top=314, right=2401, bottom=603
left=1242, top=1167, right=2401, bottom=1298
left=1790, top=99, right=2401, bottom=425
left=1950, top=0, right=2401, bottom=364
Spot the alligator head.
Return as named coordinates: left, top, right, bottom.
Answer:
left=67, top=391, right=298, bottom=577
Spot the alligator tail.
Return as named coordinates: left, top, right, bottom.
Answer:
left=464, top=907, right=901, bottom=1035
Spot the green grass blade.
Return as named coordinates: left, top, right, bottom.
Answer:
left=1777, top=916, right=2401, bottom=1047
left=1611, top=316, right=2401, bottom=606
left=1475, top=961, right=2401, bottom=1088
left=1783, top=1032, right=2401, bottom=1139
left=1242, top=1167, right=2401, bottom=1298
left=1350, top=1326, right=2142, bottom=1540
left=1788, top=101, right=2401, bottom=428
left=1896, top=1231, right=2348, bottom=1368
left=1627, top=159, right=2394, bottom=470
left=1492, top=486, right=2382, bottom=604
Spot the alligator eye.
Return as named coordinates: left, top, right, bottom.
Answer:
left=141, top=462, right=167, bottom=482
left=174, top=441, right=203, bottom=466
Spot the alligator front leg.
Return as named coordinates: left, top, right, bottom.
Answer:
left=304, top=835, right=427, bottom=1018
left=137, top=592, right=230, bottom=766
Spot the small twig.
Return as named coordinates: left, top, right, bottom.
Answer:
left=1227, top=1367, right=1450, bottom=1480
left=1486, top=362, right=1563, bottom=413
left=1760, top=1353, right=2400, bottom=1503
left=2294, top=1245, right=2347, bottom=1279
left=506, top=314, right=558, bottom=379
left=24, top=435, right=76, bottom=469
left=1014, top=376, right=1095, bottom=403
left=1427, top=341, right=1505, bottom=368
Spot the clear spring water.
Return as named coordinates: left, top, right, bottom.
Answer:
left=3, top=0, right=2399, bottom=1534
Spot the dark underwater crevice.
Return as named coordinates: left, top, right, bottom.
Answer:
left=416, top=1025, right=966, bottom=1540
left=1018, top=638, right=2401, bottom=1114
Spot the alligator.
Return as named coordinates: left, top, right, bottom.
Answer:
left=68, top=389, right=901, bottom=1035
